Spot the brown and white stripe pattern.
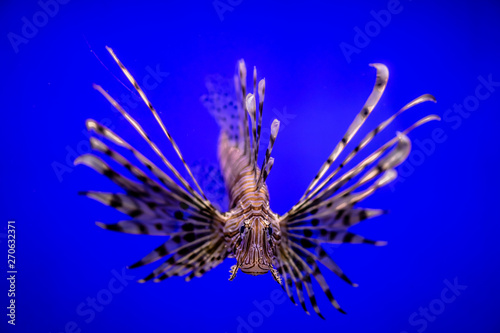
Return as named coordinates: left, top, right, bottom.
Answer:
left=77, top=52, right=438, bottom=319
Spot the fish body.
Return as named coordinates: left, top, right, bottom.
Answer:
left=77, top=49, right=438, bottom=318
left=219, top=134, right=281, bottom=278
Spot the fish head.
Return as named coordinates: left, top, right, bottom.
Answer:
left=227, top=216, right=281, bottom=284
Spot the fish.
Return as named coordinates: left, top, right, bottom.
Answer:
left=76, top=47, right=439, bottom=318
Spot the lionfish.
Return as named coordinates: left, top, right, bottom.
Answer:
left=76, top=47, right=438, bottom=318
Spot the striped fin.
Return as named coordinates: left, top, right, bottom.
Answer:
left=246, top=93, right=258, bottom=167
left=201, top=74, right=245, bottom=149
left=285, top=249, right=323, bottom=318
left=184, top=238, right=227, bottom=280
left=292, top=114, right=440, bottom=217
left=237, top=59, right=251, bottom=158
left=139, top=236, right=225, bottom=283
left=306, top=116, right=439, bottom=207
left=283, top=168, right=398, bottom=247
left=85, top=120, right=205, bottom=209
left=287, top=207, right=386, bottom=228
left=301, top=64, right=389, bottom=199
left=156, top=238, right=226, bottom=282
left=92, top=85, right=209, bottom=209
left=75, top=154, right=146, bottom=196
left=104, top=47, right=207, bottom=201
left=276, top=169, right=396, bottom=316
left=138, top=242, right=212, bottom=282
left=256, top=157, right=274, bottom=191
left=325, top=134, right=410, bottom=205
left=276, top=65, right=438, bottom=317
left=279, top=251, right=310, bottom=315
left=282, top=236, right=358, bottom=289
left=256, top=78, right=265, bottom=163
left=128, top=233, right=213, bottom=269
left=287, top=227, right=388, bottom=246
left=302, top=94, right=436, bottom=203
left=276, top=265, right=297, bottom=305
left=291, top=244, right=346, bottom=310
left=285, top=245, right=346, bottom=318
left=88, top=136, right=181, bottom=204
left=147, top=235, right=227, bottom=282
left=256, top=119, right=280, bottom=187
left=77, top=49, right=230, bottom=284
left=75, top=148, right=223, bottom=236
left=96, top=219, right=181, bottom=236
left=288, top=141, right=406, bottom=224
left=75, top=147, right=226, bottom=274
left=190, top=160, right=228, bottom=211
left=81, top=191, right=164, bottom=221
left=201, top=61, right=277, bottom=194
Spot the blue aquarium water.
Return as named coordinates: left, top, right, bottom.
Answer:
left=2, top=0, right=500, bottom=332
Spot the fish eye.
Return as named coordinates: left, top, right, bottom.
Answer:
left=268, top=226, right=272, bottom=235
left=240, top=225, right=246, bottom=234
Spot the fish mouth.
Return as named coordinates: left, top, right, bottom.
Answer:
left=240, top=262, right=272, bottom=275
left=229, top=260, right=282, bottom=285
